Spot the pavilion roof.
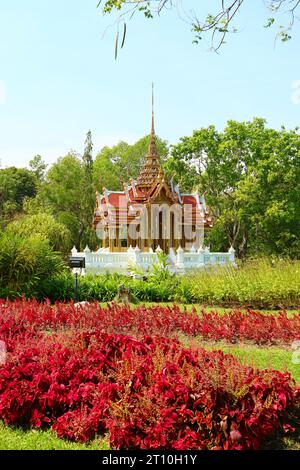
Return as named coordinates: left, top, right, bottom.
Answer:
left=93, top=90, right=213, bottom=230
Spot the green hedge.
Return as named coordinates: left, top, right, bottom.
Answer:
left=1, top=258, right=300, bottom=308
left=37, top=272, right=181, bottom=303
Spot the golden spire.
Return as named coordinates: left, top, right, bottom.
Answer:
left=148, top=82, right=158, bottom=157
left=136, top=83, right=163, bottom=191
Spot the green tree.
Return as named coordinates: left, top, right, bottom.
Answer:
left=0, top=167, right=37, bottom=226
left=171, top=118, right=300, bottom=258
left=41, top=153, right=89, bottom=249
left=235, top=127, right=300, bottom=257
left=93, top=141, right=128, bottom=191
left=29, top=155, right=47, bottom=182
left=81, top=130, right=98, bottom=249
left=162, top=156, right=199, bottom=193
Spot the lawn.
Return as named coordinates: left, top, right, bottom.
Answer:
left=136, top=302, right=300, bottom=317
left=0, top=423, right=109, bottom=450
left=195, top=341, right=300, bottom=384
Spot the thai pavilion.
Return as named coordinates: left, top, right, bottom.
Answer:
left=92, top=107, right=213, bottom=254
left=71, top=100, right=235, bottom=274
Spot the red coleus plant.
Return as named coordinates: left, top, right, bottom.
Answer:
left=0, top=299, right=299, bottom=450
left=0, top=299, right=299, bottom=345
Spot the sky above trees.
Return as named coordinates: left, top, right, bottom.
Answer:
left=0, top=0, right=299, bottom=168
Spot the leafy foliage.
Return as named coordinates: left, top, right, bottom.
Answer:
left=0, top=300, right=299, bottom=449
left=93, top=135, right=168, bottom=191
left=6, top=213, right=72, bottom=255
left=184, top=258, right=300, bottom=308
left=0, top=167, right=37, bottom=226
left=1, top=300, right=299, bottom=347
left=39, top=152, right=97, bottom=250
left=171, top=119, right=300, bottom=258
left=29, top=155, right=47, bottom=182
left=81, top=131, right=96, bottom=248
left=31, top=259, right=300, bottom=308
left=98, top=1, right=300, bottom=52
left=0, top=232, right=66, bottom=299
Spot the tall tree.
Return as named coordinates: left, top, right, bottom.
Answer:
left=93, top=141, right=129, bottom=191
left=41, top=153, right=89, bottom=249
left=29, top=155, right=47, bottom=182
left=171, top=118, right=300, bottom=258
left=82, top=130, right=93, bottom=175
left=81, top=130, right=97, bottom=249
left=0, top=167, right=37, bottom=226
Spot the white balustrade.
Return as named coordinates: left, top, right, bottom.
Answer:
left=71, top=245, right=235, bottom=275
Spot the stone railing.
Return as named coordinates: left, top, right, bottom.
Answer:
left=71, top=245, right=236, bottom=275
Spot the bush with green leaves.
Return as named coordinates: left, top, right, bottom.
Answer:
left=0, top=232, right=66, bottom=299
left=37, top=271, right=180, bottom=303
left=37, top=258, right=298, bottom=307
left=6, top=213, right=72, bottom=255
left=183, top=258, right=300, bottom=308
left=1, top=252, right=299, bottom=308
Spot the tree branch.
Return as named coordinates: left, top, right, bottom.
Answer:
left=97, top=0, right=300, bottom=52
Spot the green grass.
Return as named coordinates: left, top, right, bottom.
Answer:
left=183, top=258, right=300, bottom=308
left=0, top=423, right=109, bottom=450
left=101, top=302, right=299, bottom=317
left=193, top=341, right=300, bottom=385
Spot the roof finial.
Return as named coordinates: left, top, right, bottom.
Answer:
left=149, top=82, right=158, bottom=157
left=151, top=82, right=155, bottom=135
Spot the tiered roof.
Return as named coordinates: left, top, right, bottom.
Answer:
left=136, top=109, right=164, bottom=191
left=93, top=95, right=213, bottom=230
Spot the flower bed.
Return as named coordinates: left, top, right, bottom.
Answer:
left=1, top=299, right=299, bottom=345
left=0, top=300, right=299, bottom=450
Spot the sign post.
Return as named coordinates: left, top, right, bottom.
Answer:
left=68, top=257, right=85, bottom=303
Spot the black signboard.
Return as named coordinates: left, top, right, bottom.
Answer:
left=69, top=257, right=85, bottom=269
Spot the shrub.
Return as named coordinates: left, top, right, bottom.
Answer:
left=0, top=232, right=66, bottom=299
left=21, top=257, right=300, bottom=307
left=2, top=256, right=299, bottom=307
left=6, top=213, right=72, bottom=255
left=37, top=273, right=180, bottom=304
left=184, top=258, right=300, bottom=308
left=38, top=272, right=75, bottom=302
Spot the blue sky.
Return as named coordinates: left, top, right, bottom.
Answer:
left=0, top=0, right=299, bottom=168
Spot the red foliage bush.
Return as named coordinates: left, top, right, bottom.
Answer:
left=0, top=299, right=299, bottom=450
left=0, top=299, right=299, bottom=345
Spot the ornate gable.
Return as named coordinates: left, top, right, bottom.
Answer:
left=147, top=177, right=177, bottom=205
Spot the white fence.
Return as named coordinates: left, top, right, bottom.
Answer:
left=71, top=245, right=236, bottom=275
